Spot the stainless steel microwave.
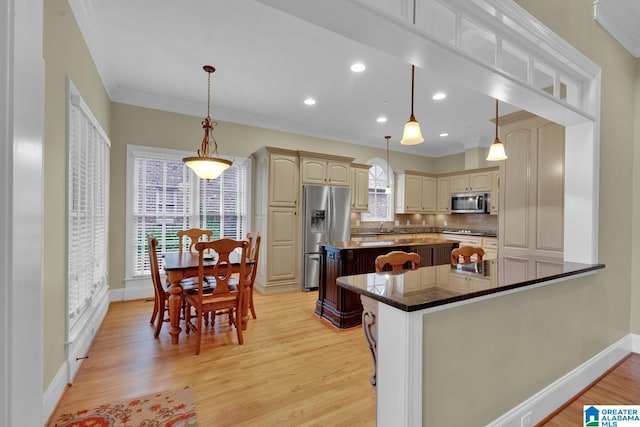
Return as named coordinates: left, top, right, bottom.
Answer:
left=450, top=192, right=490, bottom=214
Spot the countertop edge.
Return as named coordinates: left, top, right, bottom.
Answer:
left=337, top=262, right=605, bottom=312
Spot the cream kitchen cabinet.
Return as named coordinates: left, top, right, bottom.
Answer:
left=300, top=153, right=352, bottom=186
left=395, top=171, right=436, bottom=214
left=252, top=147, right=300, bottom=294
left=490, top=170, right=500, bottom=215
left=436, top=176, right=451, bottom=213
left=450, top=171, right=492, bottom=193
left=498, top=111, right=564, bottom=259
left=350, top=163, right=371, bottom=212
left=482, top=237, right=498, bottom=259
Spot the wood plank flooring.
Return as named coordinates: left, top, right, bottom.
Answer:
left=47, top=289, right=639, bottom=426
left=539, top=353, right=640, bottom=426
left=47, top=291, right=376, bottom=426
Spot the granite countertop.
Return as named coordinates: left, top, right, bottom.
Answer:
left=336, top=257, right=604, bottom=312
left=320, top=238, right=459, bottom=250
left=351, top=229, right=497, bottom=238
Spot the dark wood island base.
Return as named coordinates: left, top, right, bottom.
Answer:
left=315, top=239, right=459, bottom=328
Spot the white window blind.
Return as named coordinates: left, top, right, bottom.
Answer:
left=129, top=147, right=248, bottom=278
left=67, top=81, right=110, bottom=332
left=362, top=159, right=393, bottom=222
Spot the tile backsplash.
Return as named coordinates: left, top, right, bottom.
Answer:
left=350, top=212, right=496, bottom=233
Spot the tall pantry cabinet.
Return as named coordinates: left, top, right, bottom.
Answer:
left=498, top=111, right=565, bottom=258
left=253, top=147, right=300, bottom=294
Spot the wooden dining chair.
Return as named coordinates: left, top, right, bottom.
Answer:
left=451, top=246, right=485, bottom=264
left=375, top=251, right=421, bottom=272
left=177, top=228, right=213, bottom=253
left=246, top=232, right=261, bottom=319
left=183, top=238, right=249, bottom=355
left=147, top=234, right=170, bottom=337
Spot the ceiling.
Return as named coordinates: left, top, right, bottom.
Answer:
left=69, top=0, right=531, bottom=158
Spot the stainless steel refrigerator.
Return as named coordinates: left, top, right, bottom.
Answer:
left=302, top=185, right=351, bottom=291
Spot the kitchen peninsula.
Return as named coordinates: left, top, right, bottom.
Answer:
left=337, top=257, right=605, bottom=426
left=315, top=237, right=459, bottom=328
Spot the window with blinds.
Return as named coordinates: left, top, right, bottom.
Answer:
left=361, top=159, right=393, bottom=222
left=67, top=81, right=110, bottom=333
left=129, top=146, right=248, bottom=278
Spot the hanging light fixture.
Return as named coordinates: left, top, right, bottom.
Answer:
left=384, top=135, right=392, bottom=194
left=400, top=64, right=424, bottom=145
left=486, top=98, right=508, bottom=161
left=183, top=65, right=233, bottom=179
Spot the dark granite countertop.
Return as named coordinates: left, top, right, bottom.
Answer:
left=351, top=229, right=498, bottom=238
left=320, top=238, right=459, bottom=250
left=336, top=257, right=604, bottom=312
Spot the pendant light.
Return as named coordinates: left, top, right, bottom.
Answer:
left=183, top=65, right=233, bottom=179
left=486, top=98, right=508, bottom=161
left=400, top=65, right=424, bottom=145
left=384, top=135, right=392, bottom=194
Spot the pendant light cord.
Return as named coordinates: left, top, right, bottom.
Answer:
left=495, top=99, right=499, bottom=140
left=410, top=65, right=415, bottom=118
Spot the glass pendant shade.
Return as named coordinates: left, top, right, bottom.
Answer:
left=183, top=65, right=233, bottom=180
left=486, top=139, right=508, bottom=161
left=183, top=157, right=232, bottom=180
left=400, top=116, right=424, bottom=145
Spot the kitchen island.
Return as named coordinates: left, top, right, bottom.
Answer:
left=315, top=238, right=459, bottom=328
left=336, top=256, right=605, bottom=426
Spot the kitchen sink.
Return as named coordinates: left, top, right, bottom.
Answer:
left=358, top=240, right=395, bottom=246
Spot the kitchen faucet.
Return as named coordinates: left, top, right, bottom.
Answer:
left=379, top=221, right=386, bottom=232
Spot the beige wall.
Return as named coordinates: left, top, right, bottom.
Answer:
left=633, top=58, right=640, bottom=334
left=42, top=0, right=111, bottom=389
left=419, top=0, right=637, bottom=425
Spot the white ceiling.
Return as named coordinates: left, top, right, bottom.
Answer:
left=69, top=0, right=528, bottom=158
left=594, top=0, right=640, bottom=58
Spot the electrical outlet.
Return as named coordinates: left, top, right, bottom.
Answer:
left=521, top=411, right=533, bottom=427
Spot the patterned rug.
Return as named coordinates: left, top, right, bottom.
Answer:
left=53, top=386, right=198, bottom=426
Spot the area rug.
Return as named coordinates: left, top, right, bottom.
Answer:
left=53, top=386, right=198, bottom=427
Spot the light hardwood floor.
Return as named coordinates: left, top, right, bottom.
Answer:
left=47, top=291, right=376, bottom=426
left=540, top=353, right=640, bottom=426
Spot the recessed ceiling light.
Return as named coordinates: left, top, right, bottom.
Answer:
left=432, top=92, right=447, bottom=100
left=304, top=98, right=316, bottom=106
left=439, top=133, right=449, bottom=137
left=376, top=116, right=388, bottom=123
left=350, top=63, right=366, bottom=72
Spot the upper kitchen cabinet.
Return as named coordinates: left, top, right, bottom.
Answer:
left=396, top=171, right=436, bottom=214
left=498, top=111, right=564, bottom=258
left=299, top=152, right=353, bottom=186
left=450, top=170, right=492, bottom=193
left=350, top=163, right=371, bottom=212
left=436, top=176, right=451, bottom=214
left=267, top=149, right=299, bottom=207
left=490, top=170, right=500, bottom=215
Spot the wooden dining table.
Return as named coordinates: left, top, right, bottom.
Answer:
left=163, top=251, right=254, bottom=344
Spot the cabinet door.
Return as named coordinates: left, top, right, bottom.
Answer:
left=270, top=153, right=299, bottom=207
left=450, top=174, right=469, bottom=193
left=326, top=161, right=350, bottom=186
left=267, top=207, right=297, bottom=281
left=404, top=174, right=422, bottom=212
left=420, top=176, right=436, bottom=212
left=301, top=158, right=327, bottom=184
left=469, top=172, right=491, bottom=192
left=351, top=167, right=370, bottom=211
left=436, top=177, right=450, bottom=213
left=490, top=170, right=500, bottom=215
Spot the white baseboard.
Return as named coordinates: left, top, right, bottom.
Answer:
left=488, top=334, right=636, bottom=427
left=41, top=291, right=110, bottom=425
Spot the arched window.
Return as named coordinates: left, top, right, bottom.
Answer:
left=361, top=157, right=393, bottom=222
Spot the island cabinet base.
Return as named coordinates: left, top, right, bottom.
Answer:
left=315, top=241, right=458, bottom=328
